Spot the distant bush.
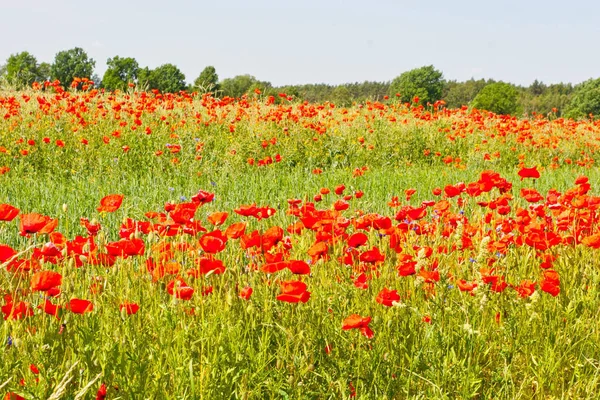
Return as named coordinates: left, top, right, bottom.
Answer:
left=389, top=65, right=444, bottom=105
left=472, top=82, right=520, bottom=115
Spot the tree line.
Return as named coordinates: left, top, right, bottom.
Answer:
left=1, top=48, right=599, bottom=119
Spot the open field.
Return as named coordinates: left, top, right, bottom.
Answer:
left=1, top=87, right=600, bottom=399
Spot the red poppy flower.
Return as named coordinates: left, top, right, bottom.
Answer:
left=276, top=280, right=310, bottom=303
left=38, top=299, right=61, bottom=318
left=376, top=287, right=401, bottom=306
left=307, top=242, right=328, bottom=262
left=192, top=257, right=226, bottom=275
left=96, top=383, right=107, bottom=400
left=419, top=269, right=440, bottom=283
left=169, top=202, right=199, bottom=224
left=347, top=232, right=368, bottom=248
left=239, top=286, right=253, bottom=300
left=120, top=302, right=140, bottom=315
left=0, top=203, right=20, bottom=221
left=406, top=206, right=427, bottom=221
left=514, top=280, right=537, bottom=298
left=2, top=296, right=34, bottom=320
left=19, top=213, right=57, bottom=236
left=287, top=260, right=310, bottom=275
left=97, top=194, right=124, bottom=212
left=0, top=244, right=17, bottom=263
left=208, top=211, right=228, bottom=226
left=444, top=185, right=461, bottom=198
left=68, top=298, right=94, bottom=314
left=342, top=314, right=374, bottom=339
left=521, top=188, right=544, bottom=203
left=359, top=246, right=385, bottom=263
left=456, top=279, right=478, bottom=293
left=261, top=261, right=288, bottom=274
left=518, top=166, right=540, bottom=180
left=80, top=218, right=101, bottom=236
left=167, top=278, right=195, bottom=300
left=30, top=270, right=62, bottom=292
left=262, top=226, right=284, bottom=251
left=353, top=273, right=369, bottom=289
left=191, top=190, right=215, bottom=205
left=234, top=203, right=258, bottom=217
left=398, top=261, right=417, bottom=276
left=106, top=238, right=145, bottom=257
left=333, top=199, right=349, bottom=211
left=199, top=230, right=227, bottom=253
left=334, top=185, right=346, bottom=195
left=225, top=222, right=246, bottom=239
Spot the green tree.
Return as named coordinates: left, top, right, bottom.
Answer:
left=529, top=79, right=547, bottom=96
left=443, top=79, right=490, bottom=109
left=220, top=75, right=264, bottom=98
left=193, top=66, right=220, bottom=94
left=389, top=65, right=445, bottom=105
left=136, top=64, right=186, bottom=93
left=332, top=85, right=352, bottom=107
left=564, top=78, right=600, bottom=119
left=50, top=47, right=96, bottom=88
left=3, top=51, right=44, bottom=88
left=37, top=62, right=51, bottom=82
left=471, top=82, right=521, bottom=115
left=102, top=56, right=140, bottom=91
left=137, top=67, right=152, bottom=90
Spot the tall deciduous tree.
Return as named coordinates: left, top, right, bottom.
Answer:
left=565, top=78, right=600, bottom=119
left=193, top=66, right=220, bottom=94
left=3, top=51, right=44, bottom=88
left=50, top=47, right=96, bottom=88
left=389, top=65, right=445, bottom=105
left=102, top=56, right=140, bottom=91
left=137, top=64, right=186, bottom=93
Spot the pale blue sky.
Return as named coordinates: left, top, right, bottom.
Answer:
left=1, top=0, right=598, bottom=86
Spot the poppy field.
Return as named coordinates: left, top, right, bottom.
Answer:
left=2, top=85, right=600, bottom=399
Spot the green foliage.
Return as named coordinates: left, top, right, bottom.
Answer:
left=529, top=79, right=546, bottom=96
left=220, top=74, right=271, bottom=98
left=389, top=65, right=445, bottom=104
left=565, top=78, right=600, bottom=119
left=3, top=51, right=46, bottom=88
left=137, top=64, right=186, bottom=93
left=136, top=66, right=152, bottom=91
left=332, top=85, right=352, bottom=107
left=519, top=83, right=574, bottom=117
left=193, top=66, right=220, bottom=94
left=50, top=47, right=96, bottom=88
left=102, top=56, right=140, bottom=91
left=472, top=82, right=521, bottom=115
left=285, top=83, right=334, bottom=103
left=443, top=79, right=491, bottom=109
left=36, top=62, right=51, bottom=82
